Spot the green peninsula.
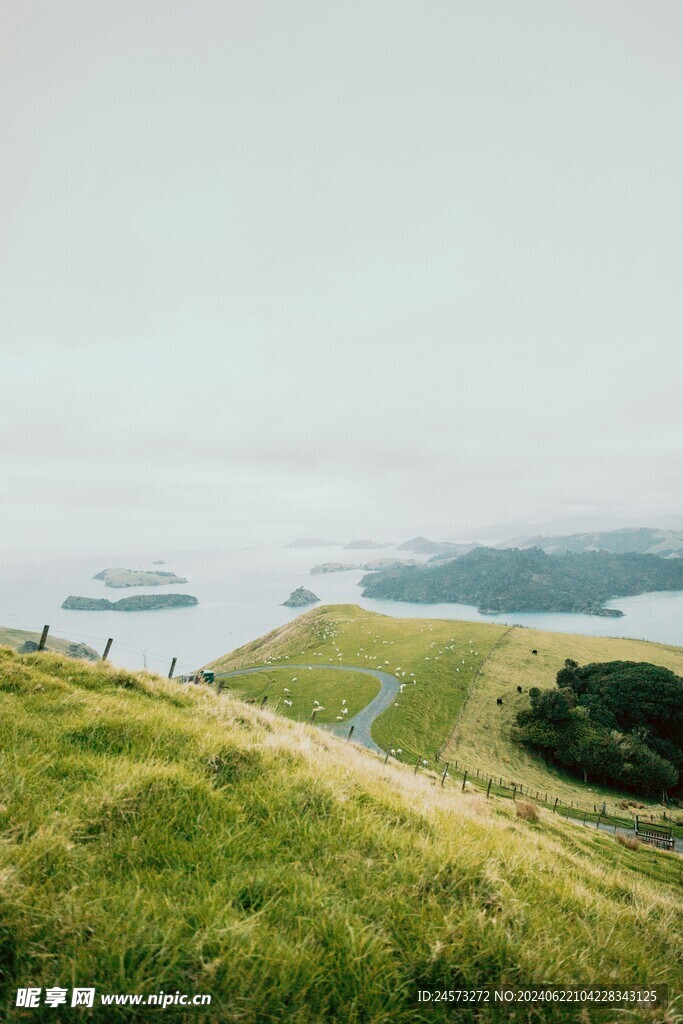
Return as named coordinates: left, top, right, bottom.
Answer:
left=360, top=546, right=683, bottom=615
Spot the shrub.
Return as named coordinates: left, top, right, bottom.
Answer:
left=516, top=801, right=540, bottom=823
left=616, top=834, right=640, bottom=851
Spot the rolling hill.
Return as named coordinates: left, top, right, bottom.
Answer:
left=208, top=605, right=504, bottom=762
left=1, top=646, right=681, bottom=1022
left=504, top=527, right=683, bottom=558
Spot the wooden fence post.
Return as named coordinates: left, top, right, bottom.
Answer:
left=512, top=785, right=517, bottom=801
left=553, top=797, right=559, bottom=813
left=462, top=770, right=468, bottom=792
left=102, top=638, right=113, bottom=661
left=414, top=756, right=421, bottom=775
left=486, top=778, right=492, bottom=799
left=441, top=763, right=449, bottom=787
left=347, top=725, right=354, bottom=742
left=38, top=625, right=49, bottom=651
left=168, top=657, right=177, bottom=679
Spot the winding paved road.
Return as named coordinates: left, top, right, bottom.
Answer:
left=214, top=664, right=399, bottom=752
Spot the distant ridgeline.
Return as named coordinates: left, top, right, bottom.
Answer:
left=360, top=547, right=683, bottom=615
left=513, top=660, right=683, bottom=797
left=505, top=526, right=683, bottom=559
left=62, top=594, right=198, bottom=612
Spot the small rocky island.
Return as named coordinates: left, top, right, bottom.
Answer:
left=282, top=587, right=320, bottom=607
left=93, top=567, right=187, bottom=588
left=362, top=557, right=417, bottom=570
left=343, top=539, right=393, bottom=550
left=62, top=594, right=198, bottom=611
left=310, top=562, right=359, bottom=574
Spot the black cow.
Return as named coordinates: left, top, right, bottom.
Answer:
left=531, top=649, right=538, bottom=655
left=517, top=685, right=523, bottom=693
left=496, top=697, right=503, bottom=706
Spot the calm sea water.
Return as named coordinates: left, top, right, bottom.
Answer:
left=1, top=545, right=682, bottom=673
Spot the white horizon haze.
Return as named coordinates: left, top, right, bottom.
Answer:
left=2, top=1, right=682, bottom=553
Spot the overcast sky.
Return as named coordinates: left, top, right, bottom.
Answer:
left=2, top=0, right=682, bottom=552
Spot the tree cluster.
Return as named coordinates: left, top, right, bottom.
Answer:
left=512, top=660, right=683, bottom=797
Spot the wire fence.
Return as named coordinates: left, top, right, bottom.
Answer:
left=1, top=622, right=199, bottom=680
left=395, top=752, right=683, bottom=840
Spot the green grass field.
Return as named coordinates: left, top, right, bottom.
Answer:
left=210, top=604, right=505, bottom=762
left=0, top=645, right=681, bottom=1022
left=218, top=667, right=379, bottom=725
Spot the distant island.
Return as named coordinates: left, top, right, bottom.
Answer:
left=311, top=563, right=358, bottom=574
left=62, top=594, right=198, bottom=612
left=501, top=526, right=683, bottom=559
left=152, top=559, right=166, bottom=565
left=285, top=538, right=340, bottom=548
left=360, top=547, right=683, bottom=615
left=343, top=539, right=393, bottom=550
left=362, top=557, right=417, bottom=570
left=310, top=558, right=417, bottom=574
left=93, top=567, right=187, bottom=588
left=282, top=588, right=320, bottom=607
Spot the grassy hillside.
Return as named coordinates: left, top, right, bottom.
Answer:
left=209, top=605, right=505, bottom=762
left=0, top=626, right=98, bottom=661
left=0, top=647, right=681, bottom=1023
left=443, top=626, right=683, bottom=808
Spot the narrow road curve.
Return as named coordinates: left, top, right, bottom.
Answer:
left=214, top=664, right=399, bottom=752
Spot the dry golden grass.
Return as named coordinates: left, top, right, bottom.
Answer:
left=443, top=624, right=683, bottom=809
left=516, top=800, right=540, bottom=823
